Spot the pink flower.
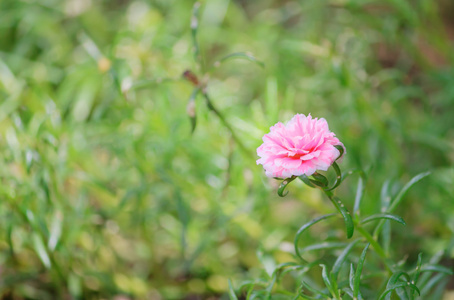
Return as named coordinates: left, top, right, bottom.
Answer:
left=257, top=114, right=344, bottom=178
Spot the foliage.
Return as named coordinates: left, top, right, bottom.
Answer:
left=0, top=0, right=453, bottom=299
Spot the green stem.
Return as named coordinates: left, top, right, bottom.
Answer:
left=321, top=187, right=392, bottom=273
left=202, top=91, right=251, bottom=157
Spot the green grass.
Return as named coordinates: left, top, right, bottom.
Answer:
left=0, top=0, right=453, bottom=299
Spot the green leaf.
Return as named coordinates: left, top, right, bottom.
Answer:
left=228, top=279, right=239, bottom=300
left=215, top=52, right=265, bottom=68
left=327, top=162, right=342, bottom=191
left=360, top=214, right=406, bottom=226
left=278, top=176, right=297, bottom=197
left=294, top=214, right=337, bottom=262
left=374, top=172, right=430, bottom=237
left=385, top=272, right=412, bottom=300
left=271, top=262, right=299, bottom=278
left=353, top=174, right=366, bottom=216
left=388, top=172, right=431, bottom=212
left=413, top=253, right=423, bottom=284
left=32, top=233, right=51, bottom=269
left=420, top=264, right=454, bottom=275
left=419, top=273, right=447, bottom=297
left=299, top=174, right=316, bottom=188
left=349, top=264, right=355, bottom=291
left=334, top=145, right=344, bottom=160
left=320, top=264, right=337, bottom=298
left=301, top=281, right=331, bottom=299
left=331, top=239, right=361, bottom=279
left=257, top=248, right=276, bottom=278
left=265, top=274, right=277, bottom=298
left=48, top=211, right=63, bottom=251
left=378, top=283, right=420, bottom=300
left=330, top=196, right=354, bottom=238
left=353, top=243, right=370, bottom=299
left=312, top=172, right=329, bottom=188
left=342, top=287, right=354, bottom=299
left=300, top=242, right=349, bottom=252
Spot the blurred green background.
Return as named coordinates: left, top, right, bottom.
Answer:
left=0, top=0, right=453, bottom=299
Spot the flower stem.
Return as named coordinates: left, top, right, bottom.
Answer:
left=321, top=188, right=393, bottom=273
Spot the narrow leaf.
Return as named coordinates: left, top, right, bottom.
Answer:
left=378, top=283, right=420, bottom=300
left=361, top=214, right=406, bottom=226
left=272, top=262, right=299, bottom=278
left=320, top=264, right=336, bottom=298
left=374, top=172, right=430, bottom=237
left=301, top=281, right=331, bottom=299
left=419, top=273, right=447, bottom=297
left=330, top=196, right=354, bottom=238
left=413, top=253, right=423, bottom=283
left=385, top=272, right=412, bottom=300
left=327, top=162, right=342, bottom=191
left=334, top=145, right=344, bottom=160
left=331, top=240, right=361, bottom=278
left=215, top=52, right=265, bottom=68
left=294, top=214, right=336, bottom=262
left=228, top=279, right=239, bottom=300
left=278, top=176, right=296, bottom=197
left=349, top=264, right=355, bottom=291
left=420, top=265, right=454, bottom=275
left=48, top=211, right=63, bottom=251
left=312, top=172, right=329, bottom=187
left=33, top=233, right=51, bottom=269
left=353, top=243, right=370, bottom=299
left=299, top=174, right=316, bottom=188
left=353, top=175, right=365, bottom=216
left=388, top=172, right=431, bottom=212
left=300, top=242, right=349, bottom=252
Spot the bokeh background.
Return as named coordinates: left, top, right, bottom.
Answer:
left=0, top=0, right=453, bottom=299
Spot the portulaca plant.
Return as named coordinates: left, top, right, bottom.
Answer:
left=227, top=114, right=452, bottom=300
left=178, top=4, right=451, bottom=299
